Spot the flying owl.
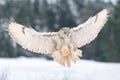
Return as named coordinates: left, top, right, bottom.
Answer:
left=7, top=9, right=109, bottom=67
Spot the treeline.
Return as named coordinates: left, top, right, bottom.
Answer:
left=0, top=0, right=120, bottom=62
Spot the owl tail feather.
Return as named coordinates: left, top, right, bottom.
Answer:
left=53, top=49, right=82, bottom=67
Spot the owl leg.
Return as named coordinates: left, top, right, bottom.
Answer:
left=70, top=49, right=82, bottom=63
left=52, top=51, right=66, bottom=66
left=75, top=49, right=82, bottom=57
left=69, top=43, right=82, bottom=57
left=61, top=45, right=70, bottom=56
left=52, top=47, right=82, bottom=67
left=52, top=51, right=61, bottom=62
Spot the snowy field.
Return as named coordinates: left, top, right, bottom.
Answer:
left=0, top=57, right=120, bottom=80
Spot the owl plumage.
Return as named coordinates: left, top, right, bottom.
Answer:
left=7, top=9, right=109, bottom=67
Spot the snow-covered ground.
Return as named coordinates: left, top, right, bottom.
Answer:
left=0, top=57, right=120, bottom=80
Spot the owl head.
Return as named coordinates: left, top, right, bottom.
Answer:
left=58, top=27, right=72, bottom=38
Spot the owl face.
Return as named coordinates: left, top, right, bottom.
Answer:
left=58, top=27, right=71, bottom=38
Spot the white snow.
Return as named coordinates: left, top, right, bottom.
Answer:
left=0, top=57, right=120, bottom=80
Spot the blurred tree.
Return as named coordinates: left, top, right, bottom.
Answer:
left=34, top=0, right=40, bottom=15
left=100, top=0, right=120, bottom=62
left=58, top=0, right=76, bottom=27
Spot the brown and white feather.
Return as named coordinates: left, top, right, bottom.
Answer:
left=8, top=22, right=57, bottom=54
left=72, top=9, right=109, bottom=48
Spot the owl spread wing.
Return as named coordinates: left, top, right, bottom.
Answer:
left=8, top=22, right=57, bottom=54
left=72, top=9, right=109, bottom=48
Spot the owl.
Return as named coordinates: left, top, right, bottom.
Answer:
left=8, top=9, right=109, bottom=67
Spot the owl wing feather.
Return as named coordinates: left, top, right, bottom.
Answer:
left=72, top=9, right=109, bottom=48
left=8, top=22, right=57, bottom=54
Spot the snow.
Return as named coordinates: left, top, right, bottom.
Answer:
left=0, top=57, right=120, bottom=80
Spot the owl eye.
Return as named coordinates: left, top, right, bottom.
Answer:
left=64, top=32, right=66, bottom=34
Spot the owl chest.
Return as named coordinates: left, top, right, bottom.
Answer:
left=56, top=37, right=71, bottom=48
left=64, top=38, right=71, bottom=44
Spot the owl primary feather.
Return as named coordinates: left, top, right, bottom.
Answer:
left=7, top=9, right=109, bottom=67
